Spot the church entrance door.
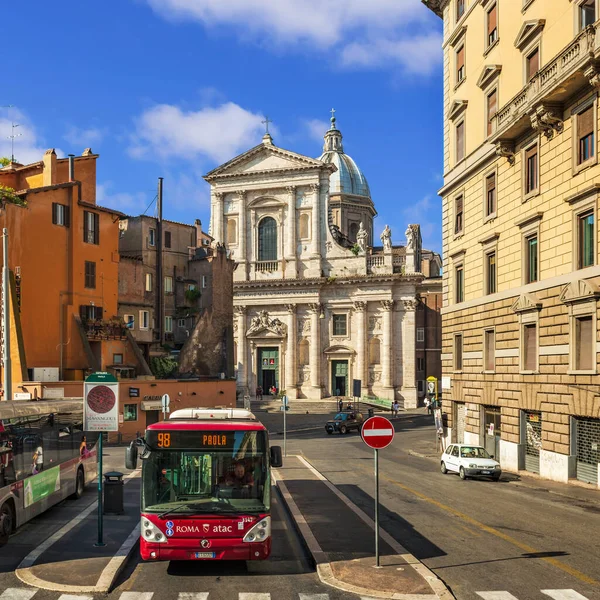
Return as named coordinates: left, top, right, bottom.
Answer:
left=258, top=347, right=279, bottom=394
left=331, top=360, right=348, bottom=397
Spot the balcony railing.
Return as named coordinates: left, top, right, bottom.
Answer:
left=367, top=255, right=384, bottom=268
left=491, top=25, right=598, bottom=143
left=255, top=260, right=280, bottom=273
left=82, top=318, right=128, bottom=340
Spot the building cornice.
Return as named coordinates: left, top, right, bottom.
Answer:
left=564, top=183, right=600, bottom=204
left=421, top=0, right=446, bottom=18
left=515, top=211, right=544, bottom=228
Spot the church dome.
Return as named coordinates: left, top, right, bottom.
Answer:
left=318, top=117, right=371, bottom=198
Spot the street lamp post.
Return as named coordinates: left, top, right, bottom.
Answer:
left=2, top=229, right=11, bottom=402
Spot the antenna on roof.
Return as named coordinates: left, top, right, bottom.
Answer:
left=1, top=105, right=20, bottom=163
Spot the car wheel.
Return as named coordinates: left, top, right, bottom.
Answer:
left=326, top=429, right=333, bottom=435
left=459, top=466, right=467, bottom=480
left=440, top=462, right=447, bottom=474
left=0, top=501, right=14, bottom=546
left=71, top=467, right=85, bottom=499
left=492, top=474, right=501, bottom=481
left=340, top=425, right=348, bottom=434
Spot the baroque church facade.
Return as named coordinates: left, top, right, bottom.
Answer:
left=205, top=117, right=442, bottom=408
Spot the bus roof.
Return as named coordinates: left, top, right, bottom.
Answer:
left=147, top=420, right=266, bottom=432
left=169, top=408, right=257, bottom=421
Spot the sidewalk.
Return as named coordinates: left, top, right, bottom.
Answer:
left=273, top=455, right=453, bottom=600
left=15, top=467, right=140, bottom=594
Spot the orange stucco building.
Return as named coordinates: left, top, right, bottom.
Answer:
left=0, top=149, right=149, bottom=391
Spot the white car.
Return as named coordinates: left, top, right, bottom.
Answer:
left=440, top=444, right=502, bottom=481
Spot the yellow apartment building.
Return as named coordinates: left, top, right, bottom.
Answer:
left=424, top=0, right=600, bottom=486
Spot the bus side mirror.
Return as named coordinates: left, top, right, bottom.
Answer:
left=125, top=442, right=138, bottom=470
left=270, top=445, right=283, bottom=468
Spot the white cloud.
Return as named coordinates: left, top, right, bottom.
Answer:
left=97, top=182, right=148, bottom=215
left=0, top=108, right=64, bottom=165
left=305, top=119, right=330, bottom=143
left=63, top=125, right=105, bottom=149
left=144, top=0, right=441, bottom=74
left=129, top=102, right=268, bottom=164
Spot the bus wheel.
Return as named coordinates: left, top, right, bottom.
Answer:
left=0, top=502, right=14, bottom=546
left=71, top=467, right=85, bottom=500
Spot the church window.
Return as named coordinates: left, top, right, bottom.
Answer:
left=227, top=218, right=237, bottom=245
left=299, top=213, right=310, bottom=239
left=349, top=222, right=359, bottom=243
left=369, top=338, right=381, bottom=365
left=298, top=340, right=309, bottom=366
left=333, top=314, right=347, bottom=336
left=258, top=217, right=278, bottom=261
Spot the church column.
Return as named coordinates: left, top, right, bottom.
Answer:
left=308, top=303, right=322, bottom=396
left=381, top=300, right=394, bottom=396
left=310, top=183, right=321, bottom=258
left=285, top=304, right=297, bottom=399
left=212, top=192, right=224, bottom=244
left=237, top=190, right=247, bottom=280
left=401, top=298, right=418, bottom=409
left=235, top=306, right=248, bottom=392
left=353, top=301, right=367, bottom=393
left=285, top=186, right=297, bottom=278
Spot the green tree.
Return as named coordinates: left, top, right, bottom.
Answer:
left=150, top=356, right=178, bottom=379
left=0, top=157, right=12, bottom=167
left=0, top=184, right=26, bottom=207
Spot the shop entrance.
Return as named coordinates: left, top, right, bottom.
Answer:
left=258, top=348, right=279, bottom=394
left=523, top=411, right=542, bottom=473
left=575, top=417, right=600, bottom=485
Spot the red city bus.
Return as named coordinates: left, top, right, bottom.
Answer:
left=126, top=408, right=282, bottom=561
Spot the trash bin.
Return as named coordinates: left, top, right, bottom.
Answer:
left=368, top=408, right=374, bottom=418
left=104, top=471, right=124, bottom=515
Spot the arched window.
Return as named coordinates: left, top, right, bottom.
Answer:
left=298, top=339, right=309, bottom=366
left=258, top=217, right=278, bottom=261
left=369, top=337, right=381, bottom=365
left=299, top=213, right=310, bottom=239
left=227, top=218, right=237, bottom=245
left=349, top=222, right=359, bottom=243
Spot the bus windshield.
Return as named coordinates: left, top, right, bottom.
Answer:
left=141, top=430, right=270, bottom=515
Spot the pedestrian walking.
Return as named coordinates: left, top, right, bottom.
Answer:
left=256, top=386, right=263, bottom=401
left=392, top=401, right=399, bottom=418
left=424, top=397, right=431, bottom=413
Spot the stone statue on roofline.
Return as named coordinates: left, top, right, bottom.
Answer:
left=405, top=225, right=416, bottom=251
left=380, top=225, right=392, bottom=251
left=356, top=222, right=368, bottom=252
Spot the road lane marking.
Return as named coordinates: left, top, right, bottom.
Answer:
left=95, top=523, right=140, bottom=591
left=0, top=590, right=38, bottom=600
left=118, top=593, right=154, bottom=600
left=542, top=590, right=590, bottom=600
left=476, top=593, right=520, bottom=600
left=177, top=594, right=209, bottom=600
left=58, top=596, right=94, bottom=600
left=355, top=463, right=598, bottom=587
left=238, top=595, right=271, bottom=600
left=299, top=595, right=330, bottom=600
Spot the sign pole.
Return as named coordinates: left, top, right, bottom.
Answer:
left=95, top=433, right=105, bottom=547
left=283, top=395, right=287, bottom=457
left=374, top=447, right=380, bottom=567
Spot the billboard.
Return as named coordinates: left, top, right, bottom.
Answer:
left=84, top=372, right=119, bottom=432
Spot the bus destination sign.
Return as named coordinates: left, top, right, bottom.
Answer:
left=146, top=430, right=236, bottom=450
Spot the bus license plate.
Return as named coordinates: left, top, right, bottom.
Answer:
left=194, top=552, right=216, bottom=559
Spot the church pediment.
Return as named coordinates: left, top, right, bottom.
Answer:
left=204, top=142, right=331, bottom=182
left=246, top=310, right=287, bottom=338
left=323, top=345, right=355, bottom=355
left=559, top=279, right=600, bottom=304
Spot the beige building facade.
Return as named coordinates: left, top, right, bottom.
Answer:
left=425, top=0, right=600, bottom=486
left=205, top=121, right=442, bottom=406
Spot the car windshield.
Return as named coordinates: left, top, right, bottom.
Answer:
left=334, top=413, right=348, bottom=421
left=460, top=446, right=491, bottom=459
left=141, top=430, right=270, bottom=515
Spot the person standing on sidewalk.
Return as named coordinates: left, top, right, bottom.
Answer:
left=338, top=397, right=343, bottom=412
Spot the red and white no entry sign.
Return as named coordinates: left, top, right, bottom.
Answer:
left=361, top=416, right=394, bottom=450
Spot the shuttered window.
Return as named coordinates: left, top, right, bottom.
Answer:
left=527, top=48, right=539, bottom=80
left=454, top=334, right=463, bottom=370
left=486, top=251, right=497, bottom=294
left=578, top=211, right=595, bottom=268
left=83, top=211, right=99, bottom=244
left=526, top=234, right=538, bottom=283
left=486, top=173, right=496, bottom=216
left=524, top=324, right=537, bottom=371
left=164, top=276, right=173, bottom=293
left=455, top=266, right=464, bottom=303
left=576, top=316, right=593, bottom=371
left=487, top=4, right=498, bottom=47
left=145, top=273, right=153, bottom=292
left=525, top=144, right=538, bottom=194
left=456, top=121, right=465, bottom=162
left=485, top=330, right=495, bottom=371
left=455, top=195, right=464, bottom=234
left=577, top=105, right=595, bottom=164
left=52, top=203, right=70, bottom=227
left=84, top=261, right=96, bottom=289
left=487, top=89, right=497, bottom=136
left=456, top=46, right=465, bottom=83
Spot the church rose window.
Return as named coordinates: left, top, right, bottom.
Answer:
left=258, top=217, right=278, bottom=261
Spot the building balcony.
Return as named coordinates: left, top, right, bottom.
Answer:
left=82, top=318, right=128, bottom=341
left=490, top=25, right=599, bottom=151
left=254, top=260, right=280, bottom=274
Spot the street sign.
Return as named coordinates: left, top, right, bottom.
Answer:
left=282, top=395, right=289, bottom=407
left=162, top=394, right=170, bottom=415
left=361, top=416, right=394, bottom=450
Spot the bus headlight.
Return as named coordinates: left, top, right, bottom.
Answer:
left=141, top=518, right=167, bottom=543
left=243, top=517, right=271, bottom=543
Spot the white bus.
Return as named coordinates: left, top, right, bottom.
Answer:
left=0, top=399, right=98, bottom=545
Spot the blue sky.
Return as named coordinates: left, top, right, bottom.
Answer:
left=2, top=0, right=444, bottom=252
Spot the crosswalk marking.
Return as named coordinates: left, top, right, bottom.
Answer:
left=299, top=595, right=330, bottom=600
left=58, top=596, right=94, bottom=600
left=238, top=595, right=270, bottom=600
left=542, top=591, right=590, bottom=600
left=117, top=594, right=154, bottom=600
left=178, top=595, right=210, bottom=600
left=0, top=590, right=37, bottom=600
left=476, top=593, right=519, bottom=600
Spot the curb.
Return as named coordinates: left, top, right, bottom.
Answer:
left=274, top=456, right=454, bottom=600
